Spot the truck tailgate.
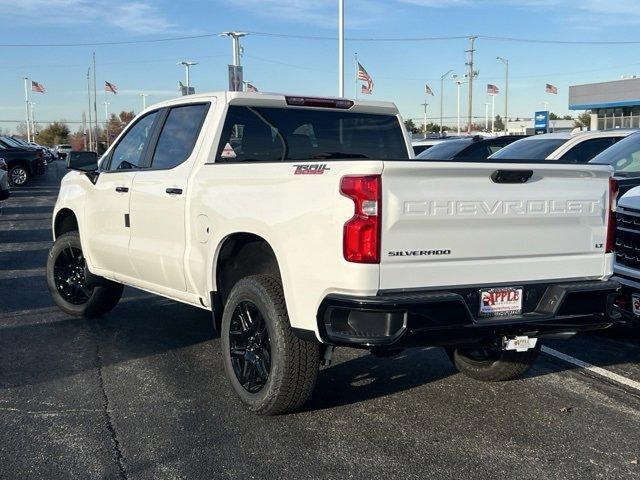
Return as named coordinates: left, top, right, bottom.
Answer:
left=380, top=161, right=613, bottom=291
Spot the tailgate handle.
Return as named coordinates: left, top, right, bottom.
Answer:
left=491, top=170, right=533, bottom=184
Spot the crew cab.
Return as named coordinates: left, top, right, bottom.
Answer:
left=0, top=139, right=45, bottom=186
left=49, top=92, right=620, bottom=415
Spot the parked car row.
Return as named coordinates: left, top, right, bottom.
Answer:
left=0, top=136, right=49, bottom=187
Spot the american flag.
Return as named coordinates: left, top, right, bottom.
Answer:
left=246, top=83, right=258, bottom=93
left=425, top=84, right=434, bottom=96
left=105, top=81, right=118, bottom=94
left=357, top=62, right=374, bottom=95
left=487, top=84, right=499, bottom=95
left=31, top=81, right=45, bottom=94
left=546, top=83, right=558, bottom=94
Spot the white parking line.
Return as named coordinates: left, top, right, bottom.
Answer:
left=542, top=346, right=640, bottom=393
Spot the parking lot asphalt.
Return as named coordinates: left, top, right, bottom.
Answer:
left=1, top=163, right=639, bottom=480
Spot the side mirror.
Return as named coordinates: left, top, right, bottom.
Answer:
left=67, top=151, right=98, bottom=172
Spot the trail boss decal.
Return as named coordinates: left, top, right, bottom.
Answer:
left=388, top=249, right=451, bottom=257
left=293, top=164, right=331, bottom=175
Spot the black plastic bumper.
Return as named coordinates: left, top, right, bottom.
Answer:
left=317, top=280, right=620, bottom=348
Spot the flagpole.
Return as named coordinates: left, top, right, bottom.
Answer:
left=354, top=53, right=358, bottom=100
left=23, top=77, right=31, bottom=142
left=87, top=68, right=93, bottom=151
left=491, top=94, right=495, bottom=133
left=338, top=0, right=344, bottom=97
left=93, top=52, right=99, bottom=151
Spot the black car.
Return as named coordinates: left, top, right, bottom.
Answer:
left=0, top=139, right=46, bottom=187
left=416, top=135, right=527, bottom=161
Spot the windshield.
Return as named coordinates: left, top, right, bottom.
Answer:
left=1, top=136, right=23, bottom=148
left=490, top=137, right=567, bottom=160
left=590, top=132, right=640, bottom=175
left=216, top=106, right=409, bottom=162
left=416, top=139, right=472, bottom=160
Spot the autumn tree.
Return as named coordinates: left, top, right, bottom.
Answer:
left=105, top=111, right=135, bottom=142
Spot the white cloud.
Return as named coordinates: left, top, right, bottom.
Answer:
left=223, top=0, right=386, bottom=28
left=0, top=0, right=175, bottom=34
left=396, top=0, right=640, bottom=26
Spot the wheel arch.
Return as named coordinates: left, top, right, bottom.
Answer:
left=53, top=208, right=79, bottom=239
left=212, top=232, right=283, bottom=304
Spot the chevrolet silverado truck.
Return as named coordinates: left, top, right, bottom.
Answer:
left=48, top=92, right=619, bottom=415
left=611, top=184, right=640, bottom=326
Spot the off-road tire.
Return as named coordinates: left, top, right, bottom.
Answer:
left=221, top=275, right=320, bottom=415
left=447, top=342, right=541, bottom=382
left=47, top=231, right=123, bottom=318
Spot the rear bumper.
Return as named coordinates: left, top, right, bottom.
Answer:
left=316, top=280, right=620, bottom=348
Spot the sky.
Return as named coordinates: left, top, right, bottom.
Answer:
left=2, top=0, right=640, bottom=132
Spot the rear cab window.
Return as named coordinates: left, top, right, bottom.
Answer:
left=215, top=105, right=409, bottom=163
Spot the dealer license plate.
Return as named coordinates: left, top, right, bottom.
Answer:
left=479, top=287, right=523, bottom=318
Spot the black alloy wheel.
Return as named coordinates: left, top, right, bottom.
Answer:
left=53, top=245, right=92, bottom=305
left=228, top=300, right=271, bottom=393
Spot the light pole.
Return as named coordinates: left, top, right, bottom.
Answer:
left=439, top=69, right=453, bottom=135
left=178, top=61, right=198, bottom=94
left=220, top=31, right=248, bottom=92
left=140, top=93, right=148, bottom=110
left=453, top=74, right=467, bottom=136
left=497, top=56, right=509, bottom=132
left=103, top=101, right=110, bottom=146
left=465, top=36, right=478, bottom=134
left=338, top=0, right=344, bottom=97
left=219, top=31, right=248, bottom=66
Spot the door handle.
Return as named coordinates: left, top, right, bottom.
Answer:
left=165, top=188, right=183, bottom=195
left=115, top=186, right=129, bottom=193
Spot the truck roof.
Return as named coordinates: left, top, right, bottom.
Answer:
left=146, top=91, right=400, bottom=115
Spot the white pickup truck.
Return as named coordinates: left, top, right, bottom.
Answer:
left=48, top=92, right=619, bottom=415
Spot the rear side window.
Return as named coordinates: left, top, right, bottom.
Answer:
left=216, top=106, right=408, bottom=163
left=559, top=138, right=616, bottom=163
left=151, top=104, right=209, bottom=169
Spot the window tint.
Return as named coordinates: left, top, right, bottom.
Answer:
left=559, top=138, right=615, bottom=163
left=416, top=139, right=473, bottom=160
left=216, top=106, right=409, bottom=163
left=591, top=132, right=640, bottom=174
left=151, top=104, right=208, bottom=169
left=456, top=142, right=490, bottom=160
left=107, top=111, right=158, bottom=171
left=490, top=138, right=567, bottom=160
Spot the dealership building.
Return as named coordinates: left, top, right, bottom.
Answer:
left=569, top=77, right=640, bottom=130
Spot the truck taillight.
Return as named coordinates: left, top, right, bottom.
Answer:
left=340, top=175, right=381, bottom=264
left=606, top=177, right=619, bottom=253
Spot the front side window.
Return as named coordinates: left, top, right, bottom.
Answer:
left=107, top=110, right=158, bottom=171
left=216, top=106, right=409, bottom=163
left=151, top=104, right=209, bottom=169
